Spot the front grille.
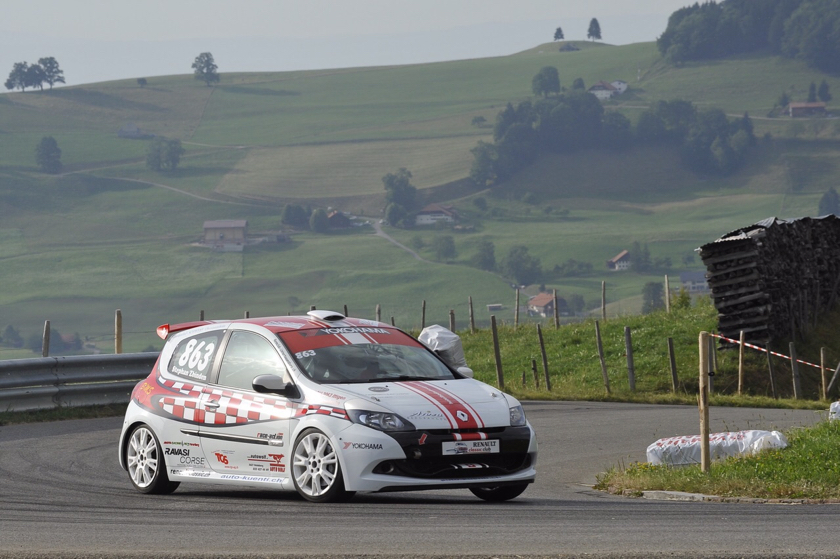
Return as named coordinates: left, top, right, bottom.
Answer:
left=374, top=453, right=531, bottom=479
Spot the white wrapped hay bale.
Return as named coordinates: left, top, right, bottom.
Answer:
left=829, top=401, right=840, bottom=421
left=646, top=430, right=788, bottom=466
left=418, top=324, right=467, bottom=369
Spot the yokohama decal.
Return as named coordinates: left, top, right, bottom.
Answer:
left=398, top=382, right=484, bottom=429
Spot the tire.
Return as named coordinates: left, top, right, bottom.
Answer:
left=125, top=424, right=180, bottom=495
left=291, top=428, right=354, bottom=503
left=469, top=483, right=529, bottom=502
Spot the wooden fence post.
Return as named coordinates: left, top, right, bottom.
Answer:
left=376, top=304, right=381, bottom=323
left=244, top=311, right=250, bottom=318
left=821, top=347, right=827, bottom=400
left=665, top=274, right=671, bottom=313
left=766, top=345, right=778, bottom=399
left=707, top=336, right=715, bottom=394
left=514, top=289, right=520, bottom=328
left=601, top=281, right=606, bottom=321
left=469, top=296, right=475, bottom=334
left=789, top=342, right=802, bottom=399
left=200, top=310, right=205, bottom=320
left=737, top=330, right=745, bottom=395
left=667, top=337, right=678, bottom=392
left=552, top=289, right=559, bottom=329
left=42, top=320, right=50, bottom=358
left=537, top=324, right=551, bottom=391
left=421, top=300, right=426, bottom=330
left=310, top=305, right=316, bottom=311
left=595, top=320, right=610, bottom=394
left=343, top=304, right=349, bottom=317
left=449, top=309, right=455, bottom=332
left=390, top=316, right=396, bottom=326
left=531, top=359, right=539, bottom=389
left=699, top=331, right=711, bottom=474
left=624, top=326, right=635, bottom=392
left=115, top=309, right=123, bottom=355
left=491, top=315, right=504, bottom=390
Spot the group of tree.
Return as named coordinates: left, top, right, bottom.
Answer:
left=636, top=99, right=756, bottom=175
left=280, top=203, right=336, bottom=233
left=146, top=138, right=185, bottom=171
left=383, top=168, right=419, bottom=228
left=552, top=18, right=602, bottom=41
left=776, top=79, right=831, bottom=110
left=657, top=0, right=840, bottom=73
left=470, top=83, right=755, bottom=185
left=0, top=325, right=24, bottom=348
left=5, top=57, right=65, bottom=92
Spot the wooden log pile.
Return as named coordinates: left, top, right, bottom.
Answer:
left=699, top=216, right=840, bottom=347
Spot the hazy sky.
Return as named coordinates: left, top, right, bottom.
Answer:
left=1, top=0, right=691, bottom=86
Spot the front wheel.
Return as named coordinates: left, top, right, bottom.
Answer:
left=125, top=424, right=179, bottom=494
left=292, top=428, right=354, bottom=503
left=469, top=483, right=529, bottom=502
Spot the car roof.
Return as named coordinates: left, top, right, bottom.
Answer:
left=158, top=310, right=396, bottom=339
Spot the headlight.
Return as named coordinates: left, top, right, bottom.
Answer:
left=509, top=405, right=526, bottom=427
left=347, top=410, right=416, bottom=432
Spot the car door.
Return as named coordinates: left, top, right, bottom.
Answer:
left=198, top=328, right=294, bottom=480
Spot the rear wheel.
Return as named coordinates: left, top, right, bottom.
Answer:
left=292, top=428, right=354, bottom=503
left=469, top=483, right=529, bottom=502
left=126, top=424, right=179, bottom=494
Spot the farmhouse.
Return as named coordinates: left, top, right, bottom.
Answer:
left=588, top=81, right=618, bottom=101
left=527, top=293, right=562, bottom=317
left=606, top=250, right=631, bottom=271
left=786, top=102, right=827, bottom=117
left=415, top=204, right=459, bottom=226
left=610, top=80, right=628, bottom=94
left=203, top=220, right=248, bottom=251
left=680, top=271, right=710, bottom=293
left=327, top=211, right=352, bottom=229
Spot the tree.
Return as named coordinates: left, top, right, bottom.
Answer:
left=35, top=136, right=62, bottom=173
left=473, top=238, right=496, bottom=271
left=808, top=81, right=817, bottom=103
left=382, top=168, right=417, bottom=210
left=25, top=64, right=46, bottom=91
left=587, top=18, right=602, bottom=41
left=309, top=208, right=329, bottom=233
left=819, top=187, right=840, bottom=216
left=601, top=112, right=632, bottom=151
left=433, top=236, right=456, bottom=261
left=818, top=80, right=832, bottom=103
left=5, top=62, right=29, bottom=91
left=572, top=77, right=585, bottom=90
left=471, top=115, right=487, bottom=127
left=37, top=57, right=64, bottom=89
left=2, top=325, right=23, bottom=348
left=642, top=282, right=665, bottom=314
left=469, top=141, right=498, bottom=186
left=137, top=78, right=148, bottom=88
left=501, top=245, right=542, bottom=285
left=777, top=91, right=790, bottom=109
left=531, top=66, right=560, bottom=98
left=192, top=52, right=220, bottom=86
left=281, top=204, right=309, bottom=227
left=384, top=203, right=408, bottom=227
left=554, top=27, right=564, bottom=41
left=146, top=138, right=185, bottom=171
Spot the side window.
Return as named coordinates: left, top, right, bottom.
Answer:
left=168, top=331, right=222, bottom=383
left=217, top=331, right=290, bottom=391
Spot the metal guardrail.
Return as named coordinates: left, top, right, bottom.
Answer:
left=0, top=353, right=158, bottom=412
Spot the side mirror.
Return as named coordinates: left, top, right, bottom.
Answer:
left=252, top=374, right=300, bottom=399
left=456, top=366, right=474, bottom=379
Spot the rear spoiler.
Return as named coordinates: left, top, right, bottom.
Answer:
left=156, top=321, right=212, bottom=340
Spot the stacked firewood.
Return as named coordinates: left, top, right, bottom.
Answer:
left=698, top=216, right=840, bottom=347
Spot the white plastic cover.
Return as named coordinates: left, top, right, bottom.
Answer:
left=830, top=401, right=840, bottom=421
left=418, top=324, right=467, bottom=369
left=646, top=430, right=788, bottom=466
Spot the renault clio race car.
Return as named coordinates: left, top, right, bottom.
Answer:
left=118, top=310, right=537, bottom=502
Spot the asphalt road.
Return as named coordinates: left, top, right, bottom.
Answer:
left=1, top=401, right=837, bottom=558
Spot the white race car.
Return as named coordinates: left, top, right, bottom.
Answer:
left=118, top=310, right=537, bottom=502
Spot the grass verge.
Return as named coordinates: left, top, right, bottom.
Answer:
left=0, top=403, right=127, bottom=427
left=594, top=419, right=840, bottom=500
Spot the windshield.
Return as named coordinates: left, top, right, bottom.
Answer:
left=277, top=328, right=456, bottom=384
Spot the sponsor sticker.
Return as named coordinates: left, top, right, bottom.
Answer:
left=342, top=442, right=384, bottom=450
left=368, top=386, right=389, bottom=393
left=442, top=440, right=499, bottom=455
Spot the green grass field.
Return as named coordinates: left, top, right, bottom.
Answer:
left=1, top=40, right=839, bottom=356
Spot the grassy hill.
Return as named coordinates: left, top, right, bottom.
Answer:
left=0, top=41, right=838, bottom=356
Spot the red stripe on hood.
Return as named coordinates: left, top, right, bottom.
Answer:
left=400, top=382, right=482, bottom=429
